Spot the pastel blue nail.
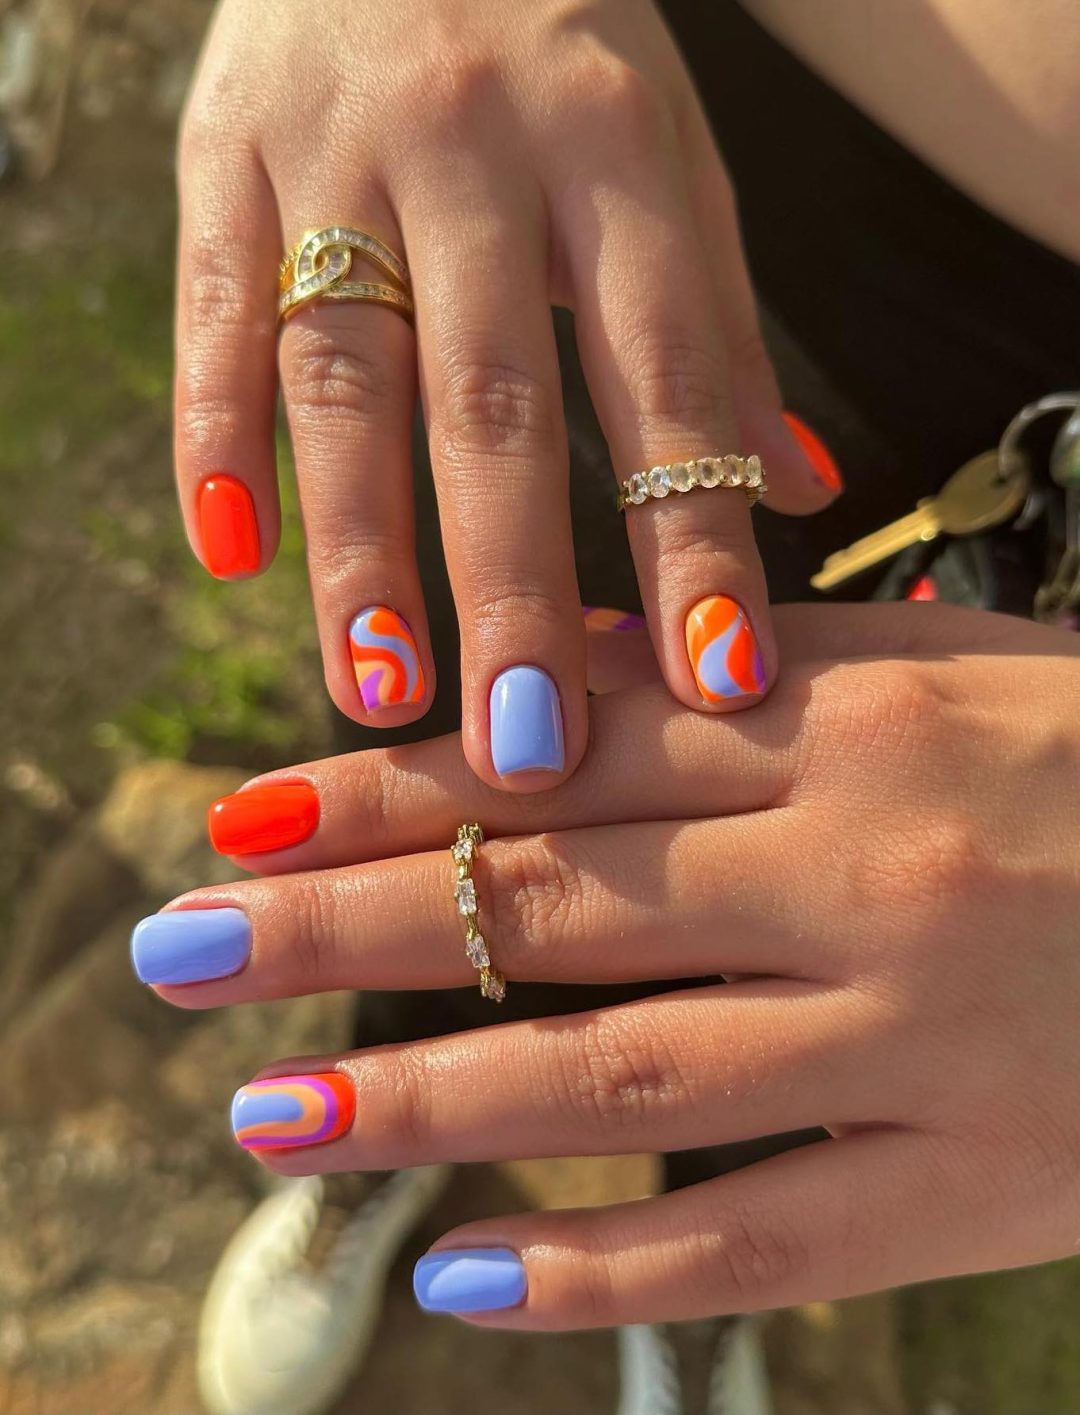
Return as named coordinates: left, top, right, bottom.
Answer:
left=489, top=665, right=564, bottom=776
left=130, top=907, right=251, bottom=985
left=413, top=1248, right=527, bottom=1314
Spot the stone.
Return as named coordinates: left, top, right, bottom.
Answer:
left=646, top=466, right=671, bottom=498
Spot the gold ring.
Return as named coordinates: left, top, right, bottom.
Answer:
left=451, top=824, right=506, bottom=1003
left=278, top=226, right=414, bottom=324
left=617, top=454, right=766, bottom=511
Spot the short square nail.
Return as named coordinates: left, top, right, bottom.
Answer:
left=685, top=595, right=766, bottom=703
left=348, top=606, right=425, bottom=711
left=197, top=474, right=260, bottom=578
left=489, top=665, right=564, bottom=776
left=413, top=1248, right=527, bottom=1314
left=130, top=907, right=251, bottom=985
left=231, top=1072, right=355, bottom=1151
left=208, top=780, right=320, bottom=855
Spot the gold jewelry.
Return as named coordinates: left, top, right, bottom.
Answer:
left=616, top=454, right=766, bottom=511
left=278, top=226, right=414, bottom=324
left=451, top=824, right=506, bottom=1003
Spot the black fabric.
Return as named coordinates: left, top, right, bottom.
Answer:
left=345, top=8, right=1080, bottom=1185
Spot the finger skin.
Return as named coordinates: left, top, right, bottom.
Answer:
left=558, top=157, right=776, bottom=716
left=151, top=811, right=830, bottom=1007
left=205, top=678, right=799, bottom=877
left=234, top=981, right=883, bottom=1177
left=414, top=1128, right=1033, bottom=1330
left=175, top=140, right=282, bottom=578
left=276, top=195, right=434, bottom=728
left=402, top=162, right=586, bottom=793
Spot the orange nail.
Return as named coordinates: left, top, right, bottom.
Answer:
left=783, top=412, right=843, bottom=493
left=197, top=474, right=260, bottom=578
left=208, top=781, right=320, bottom=856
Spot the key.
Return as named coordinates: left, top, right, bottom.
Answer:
left=811, top=450, right=1029, bottom=592
left=1035, top=406, right=1080, bottom=622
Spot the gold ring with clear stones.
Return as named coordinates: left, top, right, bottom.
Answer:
left=451, top=823, right=506, bottom=1003
left=616, top=454, right=766, bottom=511
left=278, top=226, right=414, bottom=324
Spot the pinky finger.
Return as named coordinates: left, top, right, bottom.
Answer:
left=414, top=1130, right=991, bottom=1329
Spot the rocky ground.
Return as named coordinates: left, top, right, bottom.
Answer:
left=2, top=2, right=1080, bottom=1412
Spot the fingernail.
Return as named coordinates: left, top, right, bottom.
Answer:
left=208, top=780, right=320, bottom=856
left=348, top=606, right=425, bottom=711
left=231, top=1072, right=356, bottom=1151
left=197, top=474, right=260, bottom=578
left=131, top=907, right=251, bottom=985
left=782, top=411, right=843, bottom=493
left=685, top=595, right=766, bottom=703
left=413, top=1248, right=527, bottom=1314
left=489, top=665, right=565, bottom=776
left=583, top=606, right=647, bottom=632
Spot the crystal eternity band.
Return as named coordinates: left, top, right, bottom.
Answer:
left=617, top=454, right=766, bottom=511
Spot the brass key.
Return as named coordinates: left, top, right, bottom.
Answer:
left=811, top=450, right=1029, bottom=592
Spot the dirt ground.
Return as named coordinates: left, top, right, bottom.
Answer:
left=2, top=2, right=1080, bottom=1413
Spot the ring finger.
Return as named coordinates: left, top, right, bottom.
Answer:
left=277, top=183, right=434, bottom=726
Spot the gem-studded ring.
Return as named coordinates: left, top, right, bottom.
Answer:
left=278, top=226, right=414, bottom=324
left=451, top=824, right=506, bottom=1003
left=617, top=454, right=766, bottom=511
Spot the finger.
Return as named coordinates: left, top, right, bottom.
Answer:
left=413, top=1130, right=987, bottom=1327
left=676, top=95, right=843, bottom=509
left=205, top=678, right=799, bottom=873
left=556, top=134, right=775, bottom=716
left=276, top=190, right=432, bottom=726
left=402, top=163, right=585, bottom=792
left=143, top=810, right=829, bottom=1007
left=175, top=136, right=281, bottom=578
left=231, top=979, right=887, bottom=1175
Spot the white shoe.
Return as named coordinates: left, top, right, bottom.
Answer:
left=616, top=1324, right=683, bottom=1415
left=198, top=1166, right=450, bottom=1415
left=707, top=1317, right=774, bottom=1415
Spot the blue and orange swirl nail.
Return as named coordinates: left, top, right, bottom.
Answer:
left=348, top=606, right=424, bottom=712
left=685, top=595, right=766, bottom=703
left=231, top=1072, right=356, bottom=1151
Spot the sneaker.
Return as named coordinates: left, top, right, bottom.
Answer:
left=198, top=1166, right=450, bottom=1415
left=707, top=1316, right=773, bottom=1415
left=616, top=1324, right=683, bottom=1415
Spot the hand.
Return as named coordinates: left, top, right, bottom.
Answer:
left=131, top=602, right=1080, bottom=1327
left=173, top=0, right=837, bottom=792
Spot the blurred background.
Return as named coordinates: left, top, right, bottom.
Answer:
left=2, top=1, right=1080, bottom=1412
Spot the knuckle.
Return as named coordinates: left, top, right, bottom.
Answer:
left=703, top=1203, right=811, bottom=1308
left=465, top=582, right=568, bottom=647
left=383, top=1049, right=434, bottom=1154
left=571, top=56, right=666, bottom=143
left=287, top=880, right=338, bottom=986
left=410, top=50, right=502, bottom=129
left=491, top=835, right=583, bottom=968
left=307, top=524, right=413, bottom=597
left=625, top=324, right=730, bottom=430
left=556, top=1015, right=695, bottom=1133
left=284, top=326, right=396, bottom=422
left=431, top=352, right=557, bottom=462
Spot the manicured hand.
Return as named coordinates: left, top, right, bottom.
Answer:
left=173, top=0, right=839, bottom=792
left=133, top=602, right=1080, bottom=1327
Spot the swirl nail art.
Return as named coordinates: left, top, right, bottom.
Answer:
left=231, top=1072, right=355, bottom=1151
left=685, top=595, right=766, bottom=703
left=583, top=606, right=647, bottom=633
left=348, top=606, right=424, bottom=711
